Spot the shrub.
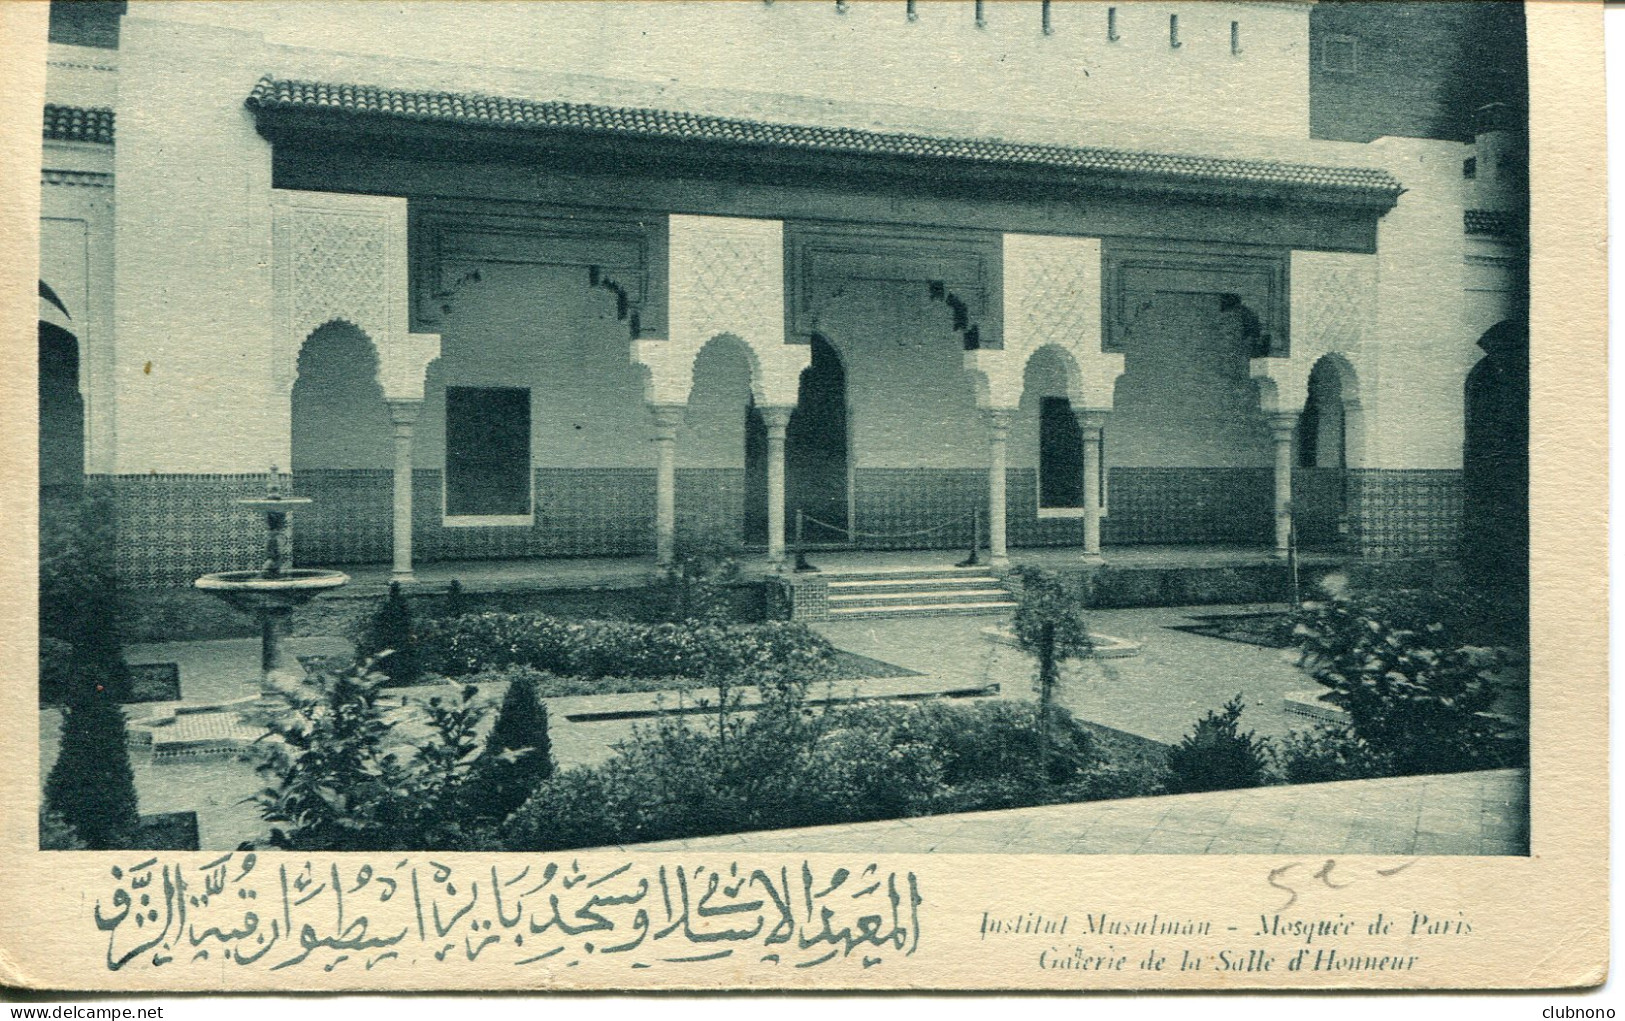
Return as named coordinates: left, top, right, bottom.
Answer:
left=249, top=659, right=492, bottom=851
left=503, top=681, right=1120, bottom=853
left=1269, top=724, right=1390, bottom=786
left=1163, top=695, right=1269, bottom=795
left=44, top=680, right=141, bottom=849
left=39, top=491, right=130, bottom=702
left=416, top=612, right=837, bottom=683
left=1292, top=588, right=1526, bottom=776
left=39, top=809, right=86, bottom=850
left=442, top=579, right=471, bottom=620
left=660, top=542, right=743, bottom=624
left=463, top=672, right=556, bottom=826
left=357, top=582, right=421, bottom=683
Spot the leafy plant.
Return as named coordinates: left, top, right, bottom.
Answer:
left=1010, top=568, right=1096, bottom=782
left=1163, top=695, right=1269, bottom=795
left=441, top=579, right=471, bottom=620
left=416, top=612, right=837, bottom=683
left=503, top=672, right=1124, bottom=853
left=1291, top=588, right=1526, bottom=776
left=44, top=679, right=140, bottom=849
left=660, top=537, right=743, bottom=624
left=39, top=491, right=130, bottom=702
left=1268, top=724, right=1389, bottom=785
left=249, top=659, right=491, bottom=851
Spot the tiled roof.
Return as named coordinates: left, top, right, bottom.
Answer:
left=1465, top=209, right=1525, bottom=237
left=247, top=77, right=1403, bottom=207
left=44, top=104, right=114, bottom=144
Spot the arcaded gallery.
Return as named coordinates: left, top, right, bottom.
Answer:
left=38, top=0, right=1528, bottom=596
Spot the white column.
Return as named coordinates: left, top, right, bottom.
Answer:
left=650, top=404, right=684, bottom=566
left=1078, top=409, right=1108, bottom=562
left=387, top=400, right=421, bottom=583
left=761, top=406, right=794, bottom=567
left=984, top=409, right=1012, bottom=567
left=1269, top=412, right=1297, bottom=558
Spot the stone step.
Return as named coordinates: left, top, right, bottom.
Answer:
left=828, top=600, right=1018, bottom=618
left=827, top=576, right=1000, bottom=593
left=829, top=588, right=1014, bottom=606
left=818, top=565, right=998, bottom=582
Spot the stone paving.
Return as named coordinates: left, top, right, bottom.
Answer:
left=623, top=768, right=1529, bottom=856
left=39, top=601, right=1518, bottom=854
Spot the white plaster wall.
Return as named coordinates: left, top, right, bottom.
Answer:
left=45, top=43, right=118, bottom=108
left=289, top=322, right=391, bottom=471
left=134, top=0, right=1312, bottom=144
left=414, top=263, right=654, bottom=471
left=1109, top=293, right=1273, bottom=468
left=678, top=338, right=754, bottom=471
left=40, top=142, right=116, bottom=474
left=818, top=281, right=986, bottom=470
left=1010, top=346, right=1074, bottom=472
left=111, top=16, right=278, bottom=474
left=1364, top=136, right=1474, bottom=470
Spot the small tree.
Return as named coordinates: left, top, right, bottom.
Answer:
left=359, top=581, right=421, bottom=683
left=1163, top=695, right=1269, bottom=794
left=251, top=658, right=490, bottom=850
left=1010, top=568, right=1095, bottom=782
left=44, top=678, right=141, bottom=849
left=464, top=671, right=556, bottom=826
left=442, top=579, right=470, bottom=621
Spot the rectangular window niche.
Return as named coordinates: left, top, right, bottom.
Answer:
left=443, top=385, right=535, bottom=525
left=1037, top=396, right=1086, bottom=517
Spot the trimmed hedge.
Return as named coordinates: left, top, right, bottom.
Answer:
left=503, top=694, right=1161, bottom=852
left=417, top=612, right=838, bottom=682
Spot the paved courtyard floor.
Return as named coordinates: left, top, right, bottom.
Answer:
left=39, top=602, right=1497, bottom=853
left=624, top=768, right=1529, bottom=856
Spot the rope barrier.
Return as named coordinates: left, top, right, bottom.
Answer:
left=798, top=510, right=976, bottom=542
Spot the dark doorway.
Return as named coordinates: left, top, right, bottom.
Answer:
left=743, top=336, right=850, bottom=545
left=39, top=322, right=83, bottom=495
left=1463, top=318, right=1529, bottom=629
left=787, top=336, right=850, bottom=542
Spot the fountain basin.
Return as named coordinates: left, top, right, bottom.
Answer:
left=195, top=568, right=350, bottom=612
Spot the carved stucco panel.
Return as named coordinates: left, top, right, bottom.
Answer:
left=1255, top=250, right=1377, bottom=414
left=994, top=233, right=1122, bottom=411
left=272, top=190, right=439, bottom=403
left=653, top=214, right=804, bottom=405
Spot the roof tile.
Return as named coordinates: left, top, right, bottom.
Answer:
left=247, top=77, right=1402, bottom=205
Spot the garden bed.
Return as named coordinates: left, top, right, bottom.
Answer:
left=1164, top=611, right=1297, bottom=648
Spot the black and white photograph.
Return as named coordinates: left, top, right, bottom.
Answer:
left=1, top=0, right=1605, bottom=995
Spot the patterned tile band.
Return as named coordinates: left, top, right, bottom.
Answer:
left=92, top=467, right=1461, bottom=587
left=245, top=77, right=1403, bottom=207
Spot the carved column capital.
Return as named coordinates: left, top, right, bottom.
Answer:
left=1074, top=407, right=1110, bottom=441
left=759, top=405, right=795, bottom=436
left=1268, top=411, right=1300, bottom=441
left=649, top=403, right=686, bottom=441
left=982, top=407, right=1015, bottom=439
left=388, top=399, right=423, bottom=430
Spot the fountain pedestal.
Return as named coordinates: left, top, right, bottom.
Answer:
left=195, top=569, right=350, bottom=694
left=193, top=471, right=350, bottom=697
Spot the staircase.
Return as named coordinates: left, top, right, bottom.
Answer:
left=821, top=565, right=1017, bottom=619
